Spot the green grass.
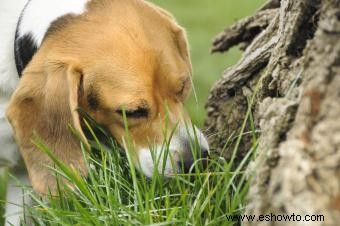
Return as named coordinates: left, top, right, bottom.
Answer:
left=150, top=0, right=266, bottom=126
left=18, top=98, right=259, bottom=226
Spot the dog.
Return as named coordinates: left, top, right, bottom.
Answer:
left=1, top=0, right=209, bottom=224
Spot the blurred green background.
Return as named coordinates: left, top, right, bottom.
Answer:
left=150, top=0, right=266, bottom=126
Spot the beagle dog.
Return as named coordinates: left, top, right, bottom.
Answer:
left=1, top=0, right=209, bottom=222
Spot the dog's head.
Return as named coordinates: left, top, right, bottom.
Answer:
left=7, top=0, right=209, bottom=193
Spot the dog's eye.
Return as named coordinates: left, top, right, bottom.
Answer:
left=116, top=107, right=149, bottom=118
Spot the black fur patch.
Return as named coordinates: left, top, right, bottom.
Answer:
left=14, top=32, right=38, bottom=76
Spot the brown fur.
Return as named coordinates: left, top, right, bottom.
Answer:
left=6, top=0, right=192, bottom=194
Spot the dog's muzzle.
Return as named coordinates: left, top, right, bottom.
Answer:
left=137, top=124, right=210, bottom=177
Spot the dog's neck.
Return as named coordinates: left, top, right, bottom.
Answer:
left=14, top=0, right=89, bottom=75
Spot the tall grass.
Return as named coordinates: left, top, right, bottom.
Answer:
left=16, top=106, right=258, bottom=226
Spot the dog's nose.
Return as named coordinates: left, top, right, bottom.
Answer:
left=181, top=146, right=210, bottom=173
left=201, top=147, right=209, bottom=159
left=200, top=147, right=209, bottom=169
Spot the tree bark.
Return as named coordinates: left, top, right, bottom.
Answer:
left=205, top=0, right=340, bottom=225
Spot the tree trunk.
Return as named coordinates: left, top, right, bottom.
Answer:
left=205, top=0, right=340, bottom=225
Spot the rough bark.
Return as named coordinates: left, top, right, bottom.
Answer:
left=205, top=0, right=340, bottom=225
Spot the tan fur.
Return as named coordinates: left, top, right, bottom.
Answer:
left=7, top=0, right=192, bottom=194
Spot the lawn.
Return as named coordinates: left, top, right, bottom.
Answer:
left=150, top=0, right=266, bottom=126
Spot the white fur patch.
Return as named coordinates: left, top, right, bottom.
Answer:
left=0, top=0, right=27, bottom=167
left=0, top=0, right=26, bottom=95
left=137, top=125, right=209, bottom=177
left=18, top=0, right=89, bottom=46
left=138, top=147, right=176, bottom=177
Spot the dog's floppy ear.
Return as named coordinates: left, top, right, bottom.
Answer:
left=6, top=58, right=87, bottom=194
